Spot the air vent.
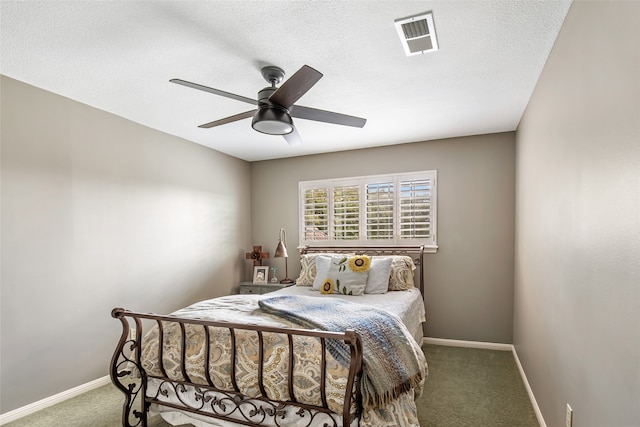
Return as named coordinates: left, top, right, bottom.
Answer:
left=394, top=12, right=438, bottom=56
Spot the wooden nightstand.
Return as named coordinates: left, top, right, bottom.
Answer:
left=238, top=282, right=290, bottom=295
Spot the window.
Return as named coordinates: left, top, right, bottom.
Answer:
left=299, top=171, right=437, bottom=251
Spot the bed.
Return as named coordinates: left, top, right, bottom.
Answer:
left=110, top=245, right=428, bottom=427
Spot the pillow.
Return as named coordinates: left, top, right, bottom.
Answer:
left=311, top=256, right=333, bottom=290
left=388, top=256, right=416, bottom=291
left=295, top=254, right=316, bottom=286
left=295, top=253, right=332, bottom=286
left=364, top=256, right=393, bottom=294
left=317, top=255, right=371, bottom=296
left=295, top=252, right=353, bottom=286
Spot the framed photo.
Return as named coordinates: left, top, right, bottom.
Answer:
left=253, top=266, right=269, bottom=284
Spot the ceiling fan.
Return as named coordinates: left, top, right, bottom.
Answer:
left=170, top=65, right=366, bottom=146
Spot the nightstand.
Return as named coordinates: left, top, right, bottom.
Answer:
left=239, top=282, right=290, bottom=295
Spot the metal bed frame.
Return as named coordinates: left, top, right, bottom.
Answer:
left=110, top=245, right=425, bottom=427
left=110, top=310, right=363, bottom=427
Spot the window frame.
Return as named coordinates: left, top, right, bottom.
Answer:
left=299, top=171, right=437, bottom=252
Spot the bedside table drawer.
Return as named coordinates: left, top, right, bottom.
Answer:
left=239, top=286, right=261, bottom=294
left=239, top=282, right=290, bottom=295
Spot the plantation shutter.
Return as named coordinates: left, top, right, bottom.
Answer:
left=333, top=185, right=360, bottom=240
left=399, top=177, right=432, bottom=239
left=299, top=171, right=437, bottom=250
left=302, top=187, right=329, bottom=241
left=366, top=181, right=395, bottom=239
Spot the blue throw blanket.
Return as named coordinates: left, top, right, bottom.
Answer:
left=258, top=295, right=426, bottom=409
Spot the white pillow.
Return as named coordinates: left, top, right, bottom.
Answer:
left=311, top=256, right=333, bottom=290
left=365, top=256, right=393, bottom=294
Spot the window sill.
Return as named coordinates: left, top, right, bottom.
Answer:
left=298, top=243, right=438, bottom=253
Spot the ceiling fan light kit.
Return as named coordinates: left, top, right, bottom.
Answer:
left=171, top=64, right=366, bottom=145
left=252, top=106, right=293, bottom=135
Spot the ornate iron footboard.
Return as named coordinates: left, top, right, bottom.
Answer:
left=110, top=308, right=364, bottom=427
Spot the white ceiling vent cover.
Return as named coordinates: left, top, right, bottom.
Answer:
left=394, top=12, right=439, bottom=56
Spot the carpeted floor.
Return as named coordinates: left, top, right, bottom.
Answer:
left=4, top=344, right=538, bottom=427
left=417, top=344, right=538, bottom=426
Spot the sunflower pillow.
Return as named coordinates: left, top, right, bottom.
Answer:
left=317, top=255, right=371, bottom=296
left=296, top=253, right=354, bottom=286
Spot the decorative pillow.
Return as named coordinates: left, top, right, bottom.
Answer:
left=295, top=253, right=334, bottom=286
left=364, top=256, right=393, bottom=294
left=388, top=256, right=416, bottom=291
left=311, top=256, right=333, bottom=291
left=295, top=254, right=316, bottom=286
left=317, top=255, right=371, bottom=296
left=296, top=252, right=354, bottom=286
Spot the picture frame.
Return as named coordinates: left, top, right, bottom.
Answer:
left=253, top=266, right=269, bottom=285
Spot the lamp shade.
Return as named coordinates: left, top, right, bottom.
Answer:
left=251, top=107, right=294, bottom=135
left=275, top=240, right=288, bottom=258
left=274, top=228, right=288, bottom=258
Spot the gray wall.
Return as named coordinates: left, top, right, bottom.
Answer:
left=0, top=76, right=252, bottom=412
left=251, top=132, right=515, bottom=344
left=514, top=2, right=640, bottom=427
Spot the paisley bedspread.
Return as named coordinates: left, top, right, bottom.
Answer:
left=139, top=294, right=427, bottom=427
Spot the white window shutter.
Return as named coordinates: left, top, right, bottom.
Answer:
left=302, top=187, right=329, bottom=241
left=399, top=178, right=432, bottom=239
left=299, top=171, right=437, bottom=250
left=333, top=185, right=360, bottom=240
left=366, top=181, right=395, bottom=240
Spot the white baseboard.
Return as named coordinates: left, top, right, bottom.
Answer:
left=0, top=375, right=111, bottom=425
left=512, top=346, right=547, bottom=427
left=422, top=336, right=513, bottom=351
left=422, top=337, right=546, bottom=427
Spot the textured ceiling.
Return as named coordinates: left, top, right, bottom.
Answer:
left=0, top=1, right=572, bottom=162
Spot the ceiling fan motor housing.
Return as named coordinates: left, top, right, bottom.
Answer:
left=257, top=86, right=277, bottom=103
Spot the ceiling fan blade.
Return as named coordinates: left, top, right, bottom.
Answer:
left=170, top=79, right=258, bottom=106
left=198, top=110, right=257, bottom=128
left=290, top=105, right=367, bottom=128
left=283, top=126, right=302, bottom=146
left=268, top=65, right=323, bottom=108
